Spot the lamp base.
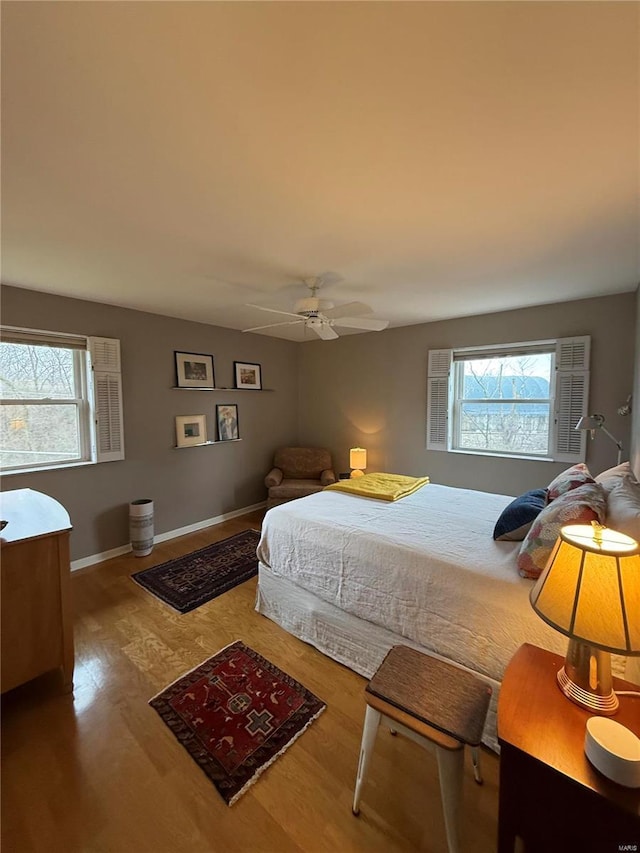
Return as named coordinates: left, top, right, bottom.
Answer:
left=557, top=639, right=619, bottom=715
left=350, top=469, right=365, bottom=478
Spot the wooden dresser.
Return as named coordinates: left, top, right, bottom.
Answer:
left=0, top=489, right=74, bottom=693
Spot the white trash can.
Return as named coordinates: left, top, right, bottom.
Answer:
left=129, top=498, right=154, bottom=557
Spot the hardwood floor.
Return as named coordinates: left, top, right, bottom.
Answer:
left=1, top=511, right=500, bottom=852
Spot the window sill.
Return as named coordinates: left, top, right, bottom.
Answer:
left=447, top=448, right=555, bottom=463
left=0, top=460, right=96, bottom=476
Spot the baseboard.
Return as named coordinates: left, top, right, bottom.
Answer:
left=70, top=500, right=266, bottom=572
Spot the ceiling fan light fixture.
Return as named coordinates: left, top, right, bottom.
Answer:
left=243, top=274, right=389, bottom=340
left=294, top=297, right=334, bottom=314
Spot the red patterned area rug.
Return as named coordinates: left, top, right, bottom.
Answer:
left=131, top=530, right=260, bottom=614
left=150, top=641, right=326, bottom=805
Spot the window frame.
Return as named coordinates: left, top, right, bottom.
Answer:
left=426, top=337, right=590, bottom=463
left=0, top=327, right=124, bottom=475
left=450, top=346, right=555, bottom=459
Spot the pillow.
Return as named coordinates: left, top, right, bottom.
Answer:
left=546, top=463, right=595, bottom=501
left=605, top=477, right=640, bottom=543
left=493, top=489, right=548, bottom=541
left=595, top=461, right=634, bottom=495
left=517, top=482, right=607, bottom=579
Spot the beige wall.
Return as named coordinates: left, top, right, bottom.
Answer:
left=298, top=293, right=636, bottom=496
left=1, top=286, right=637, bottom=561
left=1, top=285, right=299, bottom=560
left=631, top=285, right=640, bottom=477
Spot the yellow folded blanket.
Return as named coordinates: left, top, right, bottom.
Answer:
left=324, top=472, right=430, bottom=502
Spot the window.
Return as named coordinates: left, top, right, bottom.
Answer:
left=453, top=347, right=553, bottom=457
left=427, top=337, right=590, bottom=462
left=0, top=328, right=124, bottom=473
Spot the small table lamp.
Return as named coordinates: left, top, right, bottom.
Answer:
left=350, top=447, right=367, bottom=478
left=530, top=523, right=640, bottom=715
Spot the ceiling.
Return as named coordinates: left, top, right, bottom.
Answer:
left=2, top=2, right=638, bottom=341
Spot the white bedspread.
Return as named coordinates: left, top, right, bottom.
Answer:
left=257, top=483, right=571, bottom=683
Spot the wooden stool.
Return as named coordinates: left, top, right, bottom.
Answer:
left=352, top=645, right=492, bottom=853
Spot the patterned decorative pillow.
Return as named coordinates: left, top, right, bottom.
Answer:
left=493, top=489, right=548, bottom=541
left=517, top=482, right=607, bottom=579
left=546, top=463, right=595, bottom=501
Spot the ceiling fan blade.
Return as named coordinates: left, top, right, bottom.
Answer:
left=322, top=301, right=373, bottom=319
left=243, top=320, right=305, bottom=333
left=332, top=317, right=390, bottom=331
left=312, top=323, right=339, bottom=341
left=245, top=303, right=302, bottom=319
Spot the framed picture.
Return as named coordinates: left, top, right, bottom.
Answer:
left=234, top=361, right=262, bottom=390
left=216, top=404, right=239, bottom=441
left=176, top=414, right=207, bottom=447
left=175, top=351, right=215, bottom=389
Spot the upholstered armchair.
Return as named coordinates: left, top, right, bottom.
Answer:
left=265, top=447, right=336, bottom=509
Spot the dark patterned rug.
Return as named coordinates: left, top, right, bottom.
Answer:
left=149, top=641, right=326, bottom=805
left=131, top=529, right=260, bottom=613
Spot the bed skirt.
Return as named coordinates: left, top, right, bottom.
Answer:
left=256, top=562, right=503, bottom=752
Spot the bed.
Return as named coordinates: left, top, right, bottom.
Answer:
left=255, top=477, right=634, bottom=751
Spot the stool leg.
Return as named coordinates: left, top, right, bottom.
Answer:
left=471, top=747, right=483, bottom=784
left=436, top=746, right=464, bottom=853
left=352, top=704, right=381, bottom=816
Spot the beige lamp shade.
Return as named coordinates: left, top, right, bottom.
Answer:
left=530, top=524, right=640, bottom=655
left=349, top=447, right=367, bottom=470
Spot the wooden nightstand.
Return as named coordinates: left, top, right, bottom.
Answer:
left=497, top=644, right=640, bottom=853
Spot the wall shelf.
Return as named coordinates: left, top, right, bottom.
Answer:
left=172, top=387, right=274, bottom=392
left=174, top=439, right=243, bottom=449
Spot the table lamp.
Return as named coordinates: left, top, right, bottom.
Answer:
left=350, top=447, right=367, bottom=478
left=575, top=413, right=623, bottom=465
left=530, top=522, right=640, bottom=715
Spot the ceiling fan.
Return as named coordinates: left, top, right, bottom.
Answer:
left=243, top=277, right=390, bottom=340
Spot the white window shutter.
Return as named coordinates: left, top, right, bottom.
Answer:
left=88, top=337, right=125, bottom=462
left=90, top=336, right=121, bottom=372
left=427, top=349, right=452, bottom=450
left=553, top=336, right=590, bottom=462
left=428, top=349, right=452, bottom=378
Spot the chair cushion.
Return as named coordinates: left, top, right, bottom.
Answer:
left=267, top=479, right=325, bottom=500
left=273, top=447, right=333, bottom=479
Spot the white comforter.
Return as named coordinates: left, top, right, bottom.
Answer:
left=257, top=483, right=570, bottom=683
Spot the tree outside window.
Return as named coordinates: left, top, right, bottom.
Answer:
left=453, top=352, right=554, bottom=457
left=0, top=342, right=88, bottom=470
